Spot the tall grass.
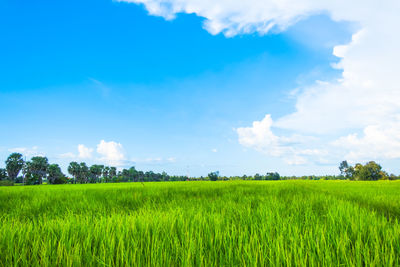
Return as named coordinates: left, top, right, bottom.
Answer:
left=1, top=181, right=400, bottom=266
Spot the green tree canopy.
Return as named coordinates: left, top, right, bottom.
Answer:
left=266, top=172, right=280, bottom=180
left=208, top=171, right=219, bottom=181
left=5, top=153, right=24, bottom=181
left=25, top=156, right=49, bottom=184
left=353, top=161, right=383, bottom=181
left=79, top=162, right=89, bottom=183
left=109, top=167, right=117, bottom=178
left=68, top=161, right=80, bottom=184
left=47, top=164, right=66, bottom=184
left=90, top=165, right=103, bottom=183
left=102, top=166, right=110, bottom=182
left=0, top=168, right=7, bottom=180
left=339, top=160, right=354, bottom=178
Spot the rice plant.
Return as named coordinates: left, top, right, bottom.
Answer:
left=0, top=181, right=399, bottom=266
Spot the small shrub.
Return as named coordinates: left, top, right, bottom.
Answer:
left=0, top=180, right=14, bottom=186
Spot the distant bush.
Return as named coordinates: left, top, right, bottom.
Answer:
left=208, top=171, right=219, bottom=181
left=52, top=175, right=68, bottom=184
left=0, top=180, right=14, bottom=186
left=14, top=176, right=24, bottom=183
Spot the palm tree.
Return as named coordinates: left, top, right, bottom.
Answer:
left=68, top=162, right=80, bottom=184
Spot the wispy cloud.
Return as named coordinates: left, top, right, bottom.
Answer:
left=8, top=146, right=43, bottom=157
left=89, top=78, right=111, bottom=97
left=132, top=157, right=177, bottom=165
left=58, top=152, right=76, bottom=159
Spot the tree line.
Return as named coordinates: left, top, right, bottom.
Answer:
left=214, top=161, right=399, bottom=181
left=0, top=152, right=398, bottom=186
left=0, top=153, right=189, bottom=185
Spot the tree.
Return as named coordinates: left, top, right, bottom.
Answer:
left=5, top=153, right=24, bottom=181
left=89, top=165, right=103, bottom=183
left=129, top=167, right=138, bottom=182
left=79, top=162, right=89, bottom=183
left=67, top=162, right=90, bottom=184
left=339, top=160, right=349, bottom=176
left=145, top=171, right=157, bottom=182
left=338, top=160, right=354, bottom=179
left=102, top=166, right=110, bottom=182
left=354, top=161, right=383, bottom=181
left=68, top=162, right=80, bottom=184
left=47, top=164, right=67, bottom=184
left=25, top=156, right=49, bottom=184
left=0, top=168, right=7, bottom=180
left=137, top=171, right=144, bottom=182
left=254, top=173, right=262, bottom=180
left=379, top=171, right=389, bottom=180
left=162, top=171, right=169, bottom=182
left=266, top=172, right=280, bottom=180
left=121, top=168, right=129, bottom=178
left=109, top=167, right=117, bottom=180
left=208, top=171, right=219, bottom=181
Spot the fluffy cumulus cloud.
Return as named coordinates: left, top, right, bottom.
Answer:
left=333, top=123, right=400, bottom=162
left=58, top=141, right=127, bottom=166
left=237, top=115, right=326, bottom=165
left=78, top=144, right=93, bottom=159
left=237, top=115, right=282, bottom=156
left=120, top=0, right=400, bottom=165
left=96, top=140, right=126, bottom=166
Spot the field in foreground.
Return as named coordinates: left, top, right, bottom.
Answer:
left=1, top=181, right=400, bottom=266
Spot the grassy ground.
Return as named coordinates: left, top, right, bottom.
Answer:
left=0, top=181, right=399, bottom=266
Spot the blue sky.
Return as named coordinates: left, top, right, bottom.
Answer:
left=2, top=0, right=397, bottom=176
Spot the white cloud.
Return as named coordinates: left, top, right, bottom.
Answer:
left=211, top=148, right=217, bottom=153
left=78, top=144, right=93, bottom=159
left=333, top=124, right=400, bottom=162
left=57, top=145, right=93, bottom=160
left=144, top=157, right=162, bottom=163
left=285, top=155, right=308, bottom=166
left=237, top=115, right=281, bottom=156
left=118, top=0, right=323, bottom=36
left=117, top=0, right=398, bottom=37
left=237, top=115, right=325, bottom=165
left=120, top=0, right=400, bottom=164
left=8, top=146, right=43, bottom=157
left=96, top=140, right=126, bottom=166
left=166, top=157, right=176, bottom=162
left=58, top=141, right=130, bottom=166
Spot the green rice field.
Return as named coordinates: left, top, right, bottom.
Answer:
left=1, top=181, right=400, bottom=266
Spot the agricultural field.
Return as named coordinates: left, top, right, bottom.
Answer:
left=1, top=181, right=400, bottom=266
